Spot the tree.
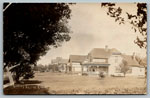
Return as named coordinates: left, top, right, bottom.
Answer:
left=135, top=55, right=147, bottom=82
left=101, top=3, right=147, bottom=49
left=3, top=3, right=72, bottom=83
left=119, top=60, right=129, bottom=77
left=33, top=64, right=47, bottom=72
left=135, top=55, right=147, bottom=67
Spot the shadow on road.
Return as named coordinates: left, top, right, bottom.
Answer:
left=21, top=80, right=42, bottom=84
left=4, top=79, right=49, bottom=95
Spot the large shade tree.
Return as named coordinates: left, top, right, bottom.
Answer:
left=3, top=3, right=72, bottom=83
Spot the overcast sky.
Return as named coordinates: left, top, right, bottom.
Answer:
left=37, top=3, right=147, bottom=65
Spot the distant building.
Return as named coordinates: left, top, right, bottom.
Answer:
left=122, top=55, right=145, bottom=77
left=68, top=55, right=86, bottom=73
left=51, top=57, right=68, bottom=72
left=51, top=46, right=146, bottom=77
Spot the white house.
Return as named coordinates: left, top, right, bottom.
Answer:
left=82, top=46, right=123, bottom=76
left=122, top=55, right=145, bottom=77
left=68, top=55, right=86, bottom=73
left=67, top=46, right=146, bottom=77
left=51, top=57, right=68, bottom=72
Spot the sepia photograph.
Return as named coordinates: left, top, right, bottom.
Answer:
left=3, top=3, right=147, bottom=95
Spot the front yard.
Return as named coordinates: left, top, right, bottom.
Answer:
left=4, top=72, right=146, bottom=94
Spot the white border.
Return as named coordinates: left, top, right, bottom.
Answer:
left=0, top=0, right=149, bottom=97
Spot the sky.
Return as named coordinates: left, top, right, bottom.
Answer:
left=37, top=3, right=147, bottom=65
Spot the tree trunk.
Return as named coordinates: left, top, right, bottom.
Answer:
left=6, top=66, right=14, bottom=86
left=14, top=71, right=21, bottom=84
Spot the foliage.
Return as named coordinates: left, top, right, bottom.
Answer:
left=33, top=64, right=47, bottom=72
left=119, top=59, right=129, bottom=76
left=99, top=72, right=105, bottom=78
left=3, top=3, right=72, bottom=82
left=101, top=3, right=147, bottom=49
left=135, top=55, right=147, bottom=67
left=33, top=64, right=61, bottom=72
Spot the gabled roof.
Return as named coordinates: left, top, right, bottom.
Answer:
left=142, top=56, right=147, bottom=66
left=122, top=55, right=142, bottom=67
left=110, top=48, right=121, bottom=55
left=69, top=55, right=87, bottom=63
left=137, top=56, right=147, bottom=67
left=51, top=58, right=68, bottom=64
left=89, top=48, right=121, bottom=59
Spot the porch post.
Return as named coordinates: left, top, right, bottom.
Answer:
left=87, top=66, right=89, bottom=72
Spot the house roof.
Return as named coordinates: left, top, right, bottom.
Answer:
left=69, top=55, right=87, bottom=63
left=142, top=57, right=147, bottom=66
left=51, top=59, right=57, bottom=64
left=137, top=56, right=147, bottom=67
left=89, top=48, right=121, bottom=59
left=51, top=58, right=68, bottom=64
left=122, top=55, right=143, bottom=67
left=110, top=48, right=121, bottom=55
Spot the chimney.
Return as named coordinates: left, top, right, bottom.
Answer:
left=105, top=45, right=108, bottom=52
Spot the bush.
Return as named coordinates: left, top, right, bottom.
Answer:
left=82, top=73, right=88, bottom=76
left=23, top=71, right=34, bottom=79
left=99, top=72, right=105, bottom=78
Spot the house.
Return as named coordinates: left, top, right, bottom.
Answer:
left=82, top=46, right=123, bottom=76
left=58, top=59, right=68, bottom=72
left=68, top=55, right=86, bottom=73
left=54, top=46, right=146, bottom=77
left=51, top=57, right=68, bottom=72
left=122, top=54, right=146, bottom=77
left=82, top=46, right=146, bottom=77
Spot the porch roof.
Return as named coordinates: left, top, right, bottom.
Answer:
left=82, top=62, right=110, bottom=66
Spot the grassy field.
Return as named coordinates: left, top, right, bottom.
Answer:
left=30, top=72, right=146, bottom=94
left=4, top=72, right=146, bottom=94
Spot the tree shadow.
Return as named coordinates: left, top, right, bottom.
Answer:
left=4, top=85, right=50, bottom=95
left=3, top=79, right=50, bottom=95
left=3, top=79, right=10, bottom=85
left=20, top=80, right=42, bottom=84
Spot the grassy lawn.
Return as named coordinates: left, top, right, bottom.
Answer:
left=4, top=72, right=146, bottom=94
left=31, top=72, right=146, bottom=94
